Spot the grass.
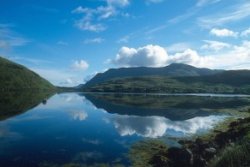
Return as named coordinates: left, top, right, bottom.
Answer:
left=209, top=134, right=250, bottom=167
left=127, top=110, right=250, bottom=167
left=209, top=110, right=250, bottom=167
left=82, top=76, right=250, bottom=94
left=0, top=56, right=55, bottom=91
left=128, top=140, right=169, bottom=167
left=210, top=143, right=250, bottom=167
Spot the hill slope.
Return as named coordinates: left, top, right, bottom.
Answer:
left=85, top=63, right=223, bottom=86
left=82, top=75, right=250, bottom=94
left=82, top=64, right=250, bottom=94
left=0, top=56, right=55, bottom=91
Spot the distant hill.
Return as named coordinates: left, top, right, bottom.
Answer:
left=85, top=63, right=223, bottom=86
left=175, top=70, right=250, bottom=87
left=0, top=56, right=55, bottom=91
left=82, top=64, right=250, bottom=94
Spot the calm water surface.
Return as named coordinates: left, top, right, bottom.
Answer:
left=0, top=93, right=249, bottom=166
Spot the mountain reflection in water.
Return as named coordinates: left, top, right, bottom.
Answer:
left=0, top=93, right=249, bottom=166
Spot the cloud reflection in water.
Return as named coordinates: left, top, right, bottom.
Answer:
left=112, top=115, right=227, bottom=138
left=70, top=110, right=88, bottom=121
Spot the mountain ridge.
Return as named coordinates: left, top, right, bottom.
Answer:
left=81, top=63, right=250, bottom=94
left=85, top=63, right=224, bottom=86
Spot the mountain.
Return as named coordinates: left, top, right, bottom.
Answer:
left=0, top=56, right=55, bottom=91
left=82, top=64, right=250, bottom=94
left=85, top=63, right=223, bottom=86
left=175, top=70, right=250, bottom=87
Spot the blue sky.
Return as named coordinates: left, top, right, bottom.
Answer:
left=0, top=0, right=250, bottom=86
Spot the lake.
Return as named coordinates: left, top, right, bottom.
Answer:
left=0, top=92, right=250, bottom=166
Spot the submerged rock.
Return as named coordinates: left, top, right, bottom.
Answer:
left=204, top=147, right=216, bottom=159
left=168, top=147, right=192, bottom=167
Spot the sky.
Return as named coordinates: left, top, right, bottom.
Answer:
left=0, top=0, right=250, bottom=86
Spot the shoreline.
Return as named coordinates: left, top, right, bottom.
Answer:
left=129, top=112, right=250, bottom=167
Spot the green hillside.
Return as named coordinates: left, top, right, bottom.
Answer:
left=0, top=56, right=55, bottom=91
left=82, top=63, right=250, bottom=94
left=85, top=63, right=223, bottom=86
left=82, top=74, right=250, bottom=94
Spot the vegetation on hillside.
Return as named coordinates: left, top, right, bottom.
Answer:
left=85, top=63, right=223, bottom=86
left=0, top=56, right=55, bottom=91
left=82, top=75, right=250, bottom=94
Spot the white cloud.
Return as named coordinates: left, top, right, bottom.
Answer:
left=0, top=25, right=29, bottom=49
left=73, top=60, right=89, bottom=71
left=196, top=0, right=221, bottom=7
left=201, top=40, right=250, bottom=69
left=167, top=42, right=191, bottom=53
left=168, top=49, right=215, bottom=67
left=113, top=116, right=167, bottom=138
left=109, top=41, right=250, bottom=69
left=84, top=37, right=104, bottom=44
left=146, top=24, right=168, bottom=34
left=170, top=41, right=250, bottom=69
left=241, top=28, right=250, bottom=37
left=82, top=138, right=101, bottom=145
left=110, top=45, right=214, bottom=68
left=57, top=41, right=68, bottom=46
left=9, top=56, right=51, bottom=65
left=107, top=0, right=130, bottom=7
left=72, top=0, right=129, bottom=32
left=198, top=2, right=250, bottom=27
left=112, top=115, right=226, bottom=138
left=31, top=68, right=86, bottom=86
left=111, top=45, right=168, bottom=67
left=117, top=35, right=130, bottom=43
left=70, top=110, right=88, bottom=121
left=201, top=40, right=231, bottom=51
left=146, top=0, right=164, bottom=4
left=0, top=38, right=28, bottom=49
left=74, top=20, right=106, bottom=32
left=210, top=28, right=238, bottom=37
left=62, top=78, right=74, bottom=85
left=72, top=6, right=110, bottom=32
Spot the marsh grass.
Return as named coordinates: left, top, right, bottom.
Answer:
left=209, top=138, right=250, bottom=167
left=128, top=140, right=169, bottom=167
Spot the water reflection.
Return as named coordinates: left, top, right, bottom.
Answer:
left=0, top=92, right=249, bottom=166
left=0, top=124, right=21, bottom=139
left=70, top=110, right=88, bottom=121
left=0, top=91, right=54, bottom=120
left=84, top=93, right=250, bottom=138
left=84, top=93, right=250, bottom=121
left=111, top=115, right=227, bottom=138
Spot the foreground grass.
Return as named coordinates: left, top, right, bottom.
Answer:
left=209, top=115, right=250, bottom=167
left=209, top=138, right=250, bottom=167
left=129, top=114, right=250, bottom=167
left=129, top=140, right=168, bottom=167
